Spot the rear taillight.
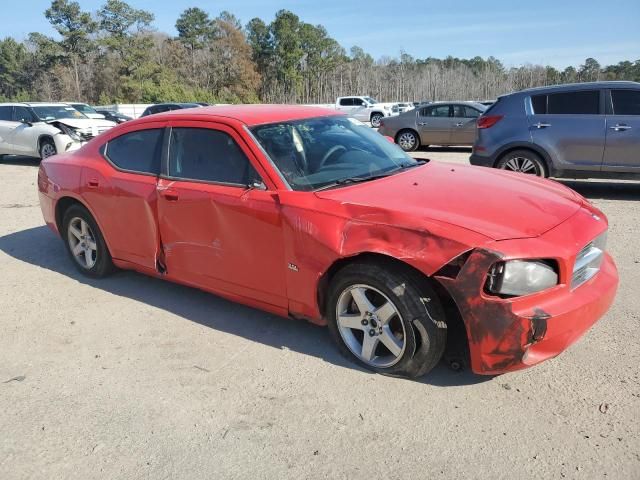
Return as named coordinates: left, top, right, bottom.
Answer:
left=477, top=115, right=503, bottom=129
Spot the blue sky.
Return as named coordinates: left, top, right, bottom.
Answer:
left=3, top=0, right=639, bottom=68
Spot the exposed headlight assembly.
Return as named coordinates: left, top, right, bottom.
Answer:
left=56, top=123, right=83, bottom=142
left=486, top=260, right=558, bottom=297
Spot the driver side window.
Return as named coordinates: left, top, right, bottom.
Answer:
left=12, top=107, right=34, bottom=123
left=168, top=128, right=260, bottom=186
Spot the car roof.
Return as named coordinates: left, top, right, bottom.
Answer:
left=0, top=102, right=70, bottom=107
left=137, top=104, right=342, bottom=126
left=420, top=101, right=486, bottom=109
left=516, top=81, right=640, bottom=95
left=150, top=103, right=201, bottom=107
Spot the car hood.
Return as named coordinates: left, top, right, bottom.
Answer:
left=46, top=118, right=116, bottom=129
left=315, top=162, right=583, bottom=241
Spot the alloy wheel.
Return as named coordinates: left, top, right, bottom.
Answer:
left=41, top=143, right=56, bottom=159
left=398, top=132, right=417, bottom=151
left=335, top=284, right=406, bottom=368
left=371, top=115, right=383, bottom=128
left=501, top=156, right=540, bottom=175
left=67, top=217, right=98, bottom=269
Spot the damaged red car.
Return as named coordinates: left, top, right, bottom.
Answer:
left=37, top=105, right=618, bottom=377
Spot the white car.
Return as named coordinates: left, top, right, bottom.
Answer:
left=68, top=102, right=107, bottom=120
left=0, top=103, right=116, bottom=160
left=335, top=96, right=399, bottom=127
left=394, top=102, right=415, bottom=114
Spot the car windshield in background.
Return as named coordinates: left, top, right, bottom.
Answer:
left=251, top=116, right=418, bottom=191
left=72, top=104, right=99, bottom=114
left=32, top=106, right=87, bottom=121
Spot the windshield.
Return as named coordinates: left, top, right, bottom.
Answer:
left=71, top=103, right=98, bottom=114
left=32, top=105, right=87, bottom=121
left=251, top=116, right=418, bottom=191
left=364, top=97, right=378, bottom=104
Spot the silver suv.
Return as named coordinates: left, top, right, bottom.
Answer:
left=470, top=81, right=640, bottom=178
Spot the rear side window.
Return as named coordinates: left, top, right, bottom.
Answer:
left=464, top=106, right=482, bottom=118
left=104, top=129, right=163, bottom=174
left=168, top=128, right=259, bottom=186
left=534, top=90, right=600, bottom=115
left=0, top=106, right=12, bottom=121
left=421, top=105, right=451, bottom=117
left=339, top=98, right=353, bottom=106
left=531, top=95, right=547, bottom=114
left=611, top=90, right=640, bottom=115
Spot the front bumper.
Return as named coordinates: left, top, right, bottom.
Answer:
left=435, top=207, right=619, bottom=375
left=53, top=133, right=82, bottom=154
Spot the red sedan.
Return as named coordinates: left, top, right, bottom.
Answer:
left=37, top=105, right=618, bottom=377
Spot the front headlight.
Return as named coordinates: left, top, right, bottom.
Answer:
left=486, top=260, right=558, bottom=297
left=57, top=123, right=82, bottom=142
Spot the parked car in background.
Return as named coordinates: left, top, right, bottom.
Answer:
left=96, top=110, right=132, bottom=124
left=335, top=96, right=398, bottom=127
left=479, top=101, right=495, bottom=106
left=0, top=102, right=116, bottom=159
left=378, top=101, right=487, bottom=151
left=140, top=103, right=203, bottom=117
left=394, top=102, right=415, bottom=114
left=68, top=102, right=106, bottom=120
left=470, top=81, right=640, bottom=178
left=38, top=105, right=617, bottom=378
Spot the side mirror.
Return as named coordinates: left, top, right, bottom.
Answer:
left=249, top=180, right=267, bottom=191
left=20, top=119, right=33, bottom=127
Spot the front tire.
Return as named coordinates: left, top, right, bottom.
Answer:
left=496, top=149, right=546, bottom=177
left=396, top=129, right=420, bottom=152
left=327, top=261, right=447, bottom=378
left=62, top=204, right=114, bottom=278
left=370, top=113, right=384, bottom=128
left=39, top=138, right=57, bottom=159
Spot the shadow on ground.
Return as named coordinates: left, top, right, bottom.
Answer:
left=420, top=146, right=473, bottom=153
left=558, top=180, right=640, bottom=201
left=0, top=225, right=489, bottom=387
left=0, top=155, right=41, bottom=166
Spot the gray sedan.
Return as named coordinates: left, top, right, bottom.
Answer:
left=378, top=102, right=487, bottom=151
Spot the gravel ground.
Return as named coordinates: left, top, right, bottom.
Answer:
left=0, top=149, right=638, bottom=480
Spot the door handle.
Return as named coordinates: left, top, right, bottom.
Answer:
left=455, top=122, right=464, bottom=127
left=418, top=122, right=428, bottom=126
left=532, top=122, right=552, bottom=129
left=87, top=178, right=99, bottom=188
left=160, top=189, right=179, bottom=201
left=610, top=124, right=632, bottom=132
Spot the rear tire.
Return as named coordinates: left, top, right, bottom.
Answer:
left=62, top=204, right=114, bottom=278
left=496, top=149, right=547, bottom=177
left=39, top=138, right=57, bottom=160
left=396, top=129, right=420, bottom=152
left=370, top=113, right=384, bottom=128
left=327, top=261, right=447, bottom=378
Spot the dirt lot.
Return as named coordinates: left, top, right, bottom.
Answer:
left=1, top=149, right=638, bottom=479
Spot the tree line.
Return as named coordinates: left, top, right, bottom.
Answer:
left=1, top=0, right=639, bottom=105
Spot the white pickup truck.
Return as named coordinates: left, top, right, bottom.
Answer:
left=335, top=96, right=398, bottom=127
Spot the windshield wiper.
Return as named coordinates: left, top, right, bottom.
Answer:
left=315, top=161, right=427, bottom=192
left=315, top=172, right=394, bottom=191
left=397, top=159, right=427, bottom=169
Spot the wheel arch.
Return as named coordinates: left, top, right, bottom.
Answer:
left=37, top=134, right=55, bottom=150
left=54, top=195, right=115, bottom=258
left=316, top=252, right=469, bottom=366
left=493, top=143, right=554, bottom=176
